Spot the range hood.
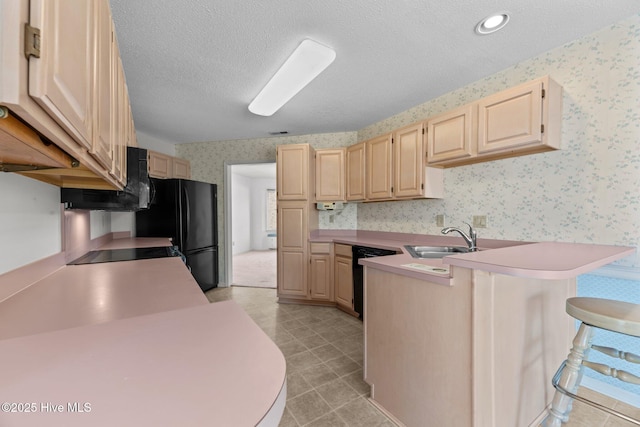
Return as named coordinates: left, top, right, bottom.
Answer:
left=61, top=147, right=150, bottom=211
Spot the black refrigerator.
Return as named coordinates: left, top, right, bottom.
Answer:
left=135, top=178, right=218, bottom=292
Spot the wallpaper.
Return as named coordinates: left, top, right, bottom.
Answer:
left=177, top=132, right=357, bottom=283
left=357, top=14, right=640, bottom=268
left=177, top=13, right=640, bottom=283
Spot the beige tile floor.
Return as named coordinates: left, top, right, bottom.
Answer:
left=206, top=286, right=394, bottom=427
left=206, top=286, right=639, bottom=427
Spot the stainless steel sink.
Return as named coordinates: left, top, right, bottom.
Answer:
left=404, top=245, right=470, bottom=258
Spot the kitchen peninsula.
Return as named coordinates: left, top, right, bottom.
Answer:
left=0, top=237, right=286, bottom=427
left=345, top=232, right=634, bottom=427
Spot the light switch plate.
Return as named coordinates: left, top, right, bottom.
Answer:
left=436, top=214, right=445, bottom=227
left=473, top=215, right=487, bottom=228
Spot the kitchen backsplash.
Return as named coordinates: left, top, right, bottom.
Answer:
left=357, top=14, right=640, bottom=268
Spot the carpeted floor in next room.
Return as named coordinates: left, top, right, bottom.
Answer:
left=205, top=286, right=394, bottom=427
left=232, top=250, right=277, bottom=289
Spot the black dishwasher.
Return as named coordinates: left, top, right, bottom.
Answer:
left=352, top=246, right=399, bottom=320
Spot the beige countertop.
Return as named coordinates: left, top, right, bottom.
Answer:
left=311, top=230, right=635, bottom=284
left=0, top=237, right=286, bottom=426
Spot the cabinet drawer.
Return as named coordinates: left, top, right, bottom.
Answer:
left=310, top=242, right=331, bottom=254
left=334, top=243, right=352, bottom=258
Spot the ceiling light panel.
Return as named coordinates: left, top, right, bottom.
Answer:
left=248, top=39, right=336, bottom=117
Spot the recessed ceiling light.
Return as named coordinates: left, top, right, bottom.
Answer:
left=475, top=13, right=510, bottom=35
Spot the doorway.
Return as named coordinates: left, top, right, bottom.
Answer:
left=225, top=162, right=277, bottom=288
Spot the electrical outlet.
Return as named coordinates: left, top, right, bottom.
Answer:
left=473, top=215, right=487, bottom=228
left=436, top=214, right=445, bottom=227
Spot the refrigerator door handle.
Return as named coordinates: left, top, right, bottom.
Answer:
left=183, top=187, right=190, bottom=247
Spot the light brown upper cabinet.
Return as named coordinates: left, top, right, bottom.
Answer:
left=346, top=142, right=366, bottom=201
left=365, top=133, right=393, bottom=200
left=477, top=76, right=561, bottom=156
left=0, top=0, right=137, bottom=189
left=315, top=148, right=345, bottom=202
left=364, top=125, right=443, bottom=201
left=277, top=143, right=314, bottom=200
left=148, top=150, right=172, bottom=178
left=91, top=0, right=114, bottom=172
left=426, top=75, right=562, bottom=167
left=29, top=0, right=95, bottom=151
left=172, top=157, right=191, bottom=179
left=426, top=104, right=476, bottom=164
left=147, top=150, right=191, bottom=179
left=394, top=122, right=425, bottom=199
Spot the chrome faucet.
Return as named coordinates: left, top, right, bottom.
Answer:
left=441, top=222, right=478, bottom=252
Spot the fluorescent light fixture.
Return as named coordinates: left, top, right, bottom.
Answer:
left=475, top=13, right=510, bottom=35
left=248, top=39, right=336, bottom=116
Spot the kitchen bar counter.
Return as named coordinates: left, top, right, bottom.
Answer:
left=311, top=230, right=635, bottom=283
left=0, top=237, right=286, bottom=426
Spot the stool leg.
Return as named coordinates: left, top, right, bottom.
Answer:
left=542, top=323, right=594, bottom=427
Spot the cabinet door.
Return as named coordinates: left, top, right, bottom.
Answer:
left=148, top=150, right=171, bottom=178
left=110, top=53, right=126, bottom=184
left=277, top=202, right=308, bottom=298
left=393, top=122, right=424, bottom=198
left=29, top=0, right=94, bottom=150
left=427, top=104, right=475, bottom=164
left=335, top=256, right=353, bottom=309
left=310, top=254, right=332, bottom=301
left=365, top=134, right=393, bottom=200
left=172, top=158, right=191, bottom=179
left=315, top=148, right=345, bottom=202
left=477, top=80, right=543, bottom=154
left=91, top=0, right=113, bottom=170
left=346, top=142, right=366, bottom=201
left=277, top=144, right=310, bottom=200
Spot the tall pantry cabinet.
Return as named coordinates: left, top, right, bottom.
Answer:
left=276, top=144, right=319, bottom=301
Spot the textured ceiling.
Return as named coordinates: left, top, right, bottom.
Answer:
left=109, top=1, right=640, bottom=144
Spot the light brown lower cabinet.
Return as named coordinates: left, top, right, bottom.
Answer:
left=309, top=243, right=333, bottom=301
left=334, top=244, right=356, bottom=315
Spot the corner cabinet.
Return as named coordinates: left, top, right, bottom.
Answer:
left=0, top=0, right=136, bottom=189
left=427, top=75, right=562, bottom=167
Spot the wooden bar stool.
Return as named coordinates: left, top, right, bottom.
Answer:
left=542, top=297, right=640, bottom=426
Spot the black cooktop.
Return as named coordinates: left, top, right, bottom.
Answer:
left=68, top=246, right=180, bottom=265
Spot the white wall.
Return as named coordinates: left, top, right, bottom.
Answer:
left=250, top=178, right=276, bottom=251
left=0, top=174, right=61, bottom=275
left=89, top=211, right=111, bottom=239
left=135, top=130, right=176, bottom=156
left=231, top=173, right=251, bottom=254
